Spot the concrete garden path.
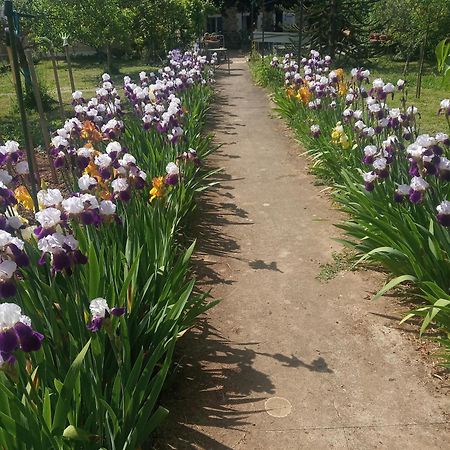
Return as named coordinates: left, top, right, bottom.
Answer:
left=154, top=57, right=450, bottom=449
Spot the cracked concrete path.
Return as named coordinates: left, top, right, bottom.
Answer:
left=153, top=57, right=450, bottom=449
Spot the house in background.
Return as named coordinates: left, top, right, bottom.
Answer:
left=209, top=0, right=297, bottom=49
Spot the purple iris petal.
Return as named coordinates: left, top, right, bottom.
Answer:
left=54, top=156, right=65, bottom=169
left=1, top=351, right=16, bottom=365
left=408, top=163, right=420, bottom=177
left=53, top=252, right=71, bottom=272
left=134, top=176, right=146, bottom=189
left=21, top=331, right=44, bottom=352
left=38, top=252, right=47, bottom=266
left=364, top=182, right=375, bottom=192
left=165, top=174, right=179, bottom=186
left=87, top=317, right=103, bottom=332
left=9, top=245, right=29, bottom=267
left=431, top=145, right=443, bottom=156
left=0, top=280, right=17, bottom=298
left=0, top=216, right=7, bottom=231
left=118, top=190, right=131, bottom=202
left=99, top=168, right=111, bottom=180
left=110, top=307, right=125, bottom=317
left=362, top=155, right=374, bottom=165
left=0, top=328, right=19, bottom=353
left=424, top=162, right=438, bottom=176
left=409, top=190, right=423, bottom=204
left=14, top=322, right=44, bottom=352
left=14, top=252, right=29, bottom=268
left=34, top=226, right=52, bottom=240
left=14, top=322, right=32, bottom=339
left=437, top=213, right=450, bottom=227
left=77, top=156, right=90, bottom=170
left=81, top=210, right=96, bottom=225
left=73, top=250, right=88, bottom=265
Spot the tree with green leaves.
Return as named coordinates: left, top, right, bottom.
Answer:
left=373, top=0, right=450, bottom=59
left=14, top=0, right=215, bottom=65
left=299, top=0, right=378, bottom=60
left=373, top=0, right=450, bottom=97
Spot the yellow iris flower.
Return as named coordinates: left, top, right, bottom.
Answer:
left=84, top=161, right=101, bottom=180
left=331, top=122, right=351, bottom=149
left=286, top=87, right=296, bottom=98
left=149, top=177, right=166, bottom=202
left=14, top=186, right=34, bottom=210
left=338, top=82, right=348, bottom=96
left=80, top=121, right=103, bottom=143
left=297, top=86, right=311, bottom=104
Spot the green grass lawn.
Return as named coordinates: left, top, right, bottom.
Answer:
left=0, top=57, right=154, bottom=144
left=361, top=56, right=450, bottom=135
left=252, top=52, right=450, bottom=135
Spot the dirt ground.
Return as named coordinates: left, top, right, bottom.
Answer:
left=152, top=56, right=450, bottom=450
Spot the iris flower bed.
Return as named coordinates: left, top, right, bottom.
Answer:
left=252, top=51, right=450, bottom=365
left=0, top=49, right=218, bottom=448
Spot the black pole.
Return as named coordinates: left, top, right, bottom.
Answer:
left=4, top=0, right=39, bottom=211
left=297, top=0, right=304, bottom=66
left=251, top=1, right=254, bottom=39
left=261, top=0, right=265, bottom=60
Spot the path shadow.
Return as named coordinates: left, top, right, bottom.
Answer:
left=150, top=56, right=338, bottom=449
left=256, top=352, right=333, bottom=373
left=188, top=151, right=251, bottom=288
left=249, top=259, right=283, bottom=273
left=151, top=320, right=275, bottom=449
left=152, top=322, right=334, bottom=449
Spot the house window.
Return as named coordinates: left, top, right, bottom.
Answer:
left=283, top=12, right=296, bottom=28
left=207, top=15, right=223, bottom=34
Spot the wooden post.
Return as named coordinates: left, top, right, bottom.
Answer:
left=4, top=0, right=39, bottom=211
left=49, top=49, right=65, bottom=121
left=5, top=47, right=17, bottom=91
left=25, top=124, right=41, bottom=186
left=416, top=28, right=428, bottom=99
left=25, top=49, right=57, bottom=183
left=64, top=44, right=76, bottom=93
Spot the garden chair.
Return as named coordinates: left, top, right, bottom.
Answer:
left=203, top=33, right=230, bottom=75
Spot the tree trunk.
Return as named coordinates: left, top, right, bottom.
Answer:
left=416, top=30, right=428, bottom=99
left=403, top=52, right=411, bottom=77
left=106, top=45, right=113, bottom=73
left=328, top=0, right=338, bottom=58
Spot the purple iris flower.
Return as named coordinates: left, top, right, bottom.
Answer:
left=0, top=304, right=44, bottom=366
left=87, top=298, right=125, bottom=333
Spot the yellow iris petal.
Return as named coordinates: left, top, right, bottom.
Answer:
left=14, top=186, right=34, bottom=210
